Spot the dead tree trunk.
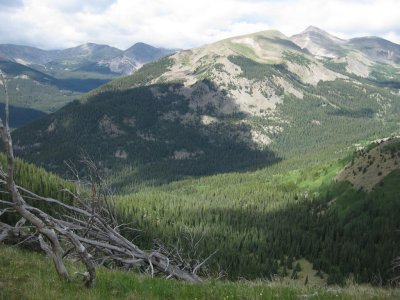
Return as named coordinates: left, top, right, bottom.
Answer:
left=0, top=71, right=70, bottom=280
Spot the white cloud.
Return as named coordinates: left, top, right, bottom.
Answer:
left=0, top=0, right=398, bottom=49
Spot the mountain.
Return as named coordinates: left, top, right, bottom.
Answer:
left=0, top=42, right=176, bottom=76
left=0, top=42, right=176, bottom=127
left=101, top=42, right=176, bottom=75
left=348, top=36, right=400, bottom=64
left=124, top=42, right=177, bottom=64
left=0, top=44, right=58, bottom=64
left=290, top=26, right=400, bottom=79
left=12, top=28, right=400, bottom=179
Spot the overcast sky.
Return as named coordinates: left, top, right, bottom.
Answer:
left=0, top=0, right=399, bottom=50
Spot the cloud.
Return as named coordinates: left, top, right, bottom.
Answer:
left=0, top=0, right=398, bottom=49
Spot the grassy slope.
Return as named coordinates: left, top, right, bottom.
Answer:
left=0, top=245, right=398, bottom=300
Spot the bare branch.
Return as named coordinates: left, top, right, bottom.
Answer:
left=193, top=250, right=218, bottom=275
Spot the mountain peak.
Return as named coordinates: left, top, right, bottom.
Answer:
left=123, top=42, right=175, bottom=64
left=130, top=42, right=152, bottom=48
left=290, top=26, right=346, bottom=58
left=125, top=42, right=157, bottom=53
left=76, top=42, right=113, bottom=50
left=235, top=29, right=288, bottom=40
left=258, top=29, right=287, bottom=38
left=304, top=26, right=328, bottom=34
left=301, top=26, right=344, bottom=41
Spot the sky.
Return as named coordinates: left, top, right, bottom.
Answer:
left=0, top=0, right=399, bottom=50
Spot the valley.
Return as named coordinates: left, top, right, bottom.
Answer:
left=1, top=24, right=400, bottom=298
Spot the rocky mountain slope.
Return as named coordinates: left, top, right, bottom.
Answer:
left=291, top=26, right=400, bottom=78
left=11, top=27, right=400, bottom=179
left=291, top=26, right=400, bottom=66
left=290, top=26, right=347, bottom=58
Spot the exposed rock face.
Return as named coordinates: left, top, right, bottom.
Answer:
left=154, top=30, right=346, bottom=120
left=290, top=26, right=400, bottom=78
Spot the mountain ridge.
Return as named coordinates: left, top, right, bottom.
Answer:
left=0, top=41, right=176, bottom=75
left=290, top=26, right=400, bottom=72
left=12, top=26, right=400, bottom=179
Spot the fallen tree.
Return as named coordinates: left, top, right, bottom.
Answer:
left=0, top=70, right=204, bottom=287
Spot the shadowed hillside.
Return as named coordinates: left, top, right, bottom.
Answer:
left=0, top=104, right=45, bottom=128
left=13, top=81, right=281, bottom=184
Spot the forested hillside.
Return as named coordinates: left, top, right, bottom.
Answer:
left=2, top=138, right=399, bottom=284
left=111, top=138, right=400, bottom=284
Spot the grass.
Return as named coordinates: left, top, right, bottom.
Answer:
left=227, top=41, right=259, bottom=61
left=270, top=161, right=343, bottom=193
left=0, top=245, right=399, bottom=300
